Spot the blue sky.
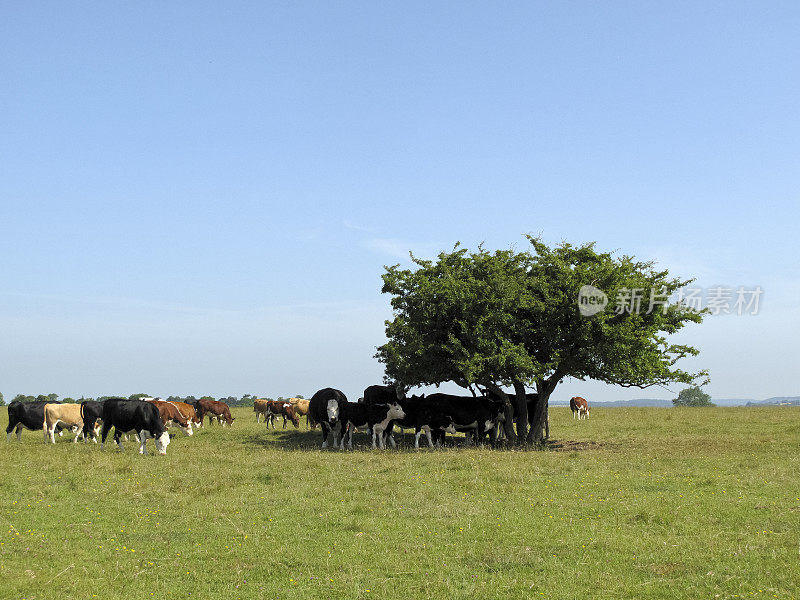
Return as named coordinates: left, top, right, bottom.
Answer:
left=1, top=1, right=798, bottom=403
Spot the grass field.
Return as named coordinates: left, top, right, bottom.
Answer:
left=2, top=404, right=799, bottom=599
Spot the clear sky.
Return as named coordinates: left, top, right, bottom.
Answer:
left=2, top=1, right=798, bottom=403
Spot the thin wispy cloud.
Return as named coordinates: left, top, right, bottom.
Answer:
left=363, top=238, right=446, bottom=262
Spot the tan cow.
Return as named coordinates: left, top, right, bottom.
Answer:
left=43, top=403, right=91, bottom=444
left=289, top=398, right=314, bottom=429
left=253, top=399, right=270, bottom=423
left=569, top=396, right=590, bottom=420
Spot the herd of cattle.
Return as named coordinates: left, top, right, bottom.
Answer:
left=4, top=386, right=591, bottom=455
left=6, top=397, right=234, bottom=455
left=257, top=387, right=590, bottom=450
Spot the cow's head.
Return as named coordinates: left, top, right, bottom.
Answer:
left=181, top=422, right=194, bottom=436
left=154, top=431, right=171, bottom=455
left=387, top=402, right=405, bottom=421
left=326, top=399, right=340, bottom=424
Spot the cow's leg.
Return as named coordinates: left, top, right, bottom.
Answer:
left=321, top=422, right=329, bottom=449
left=100, top=422, right=112, bottom=449
left=73, top=425, right=83, bottom=444
left=6, top=418, right=17, bottom=441
left=114, top=430, right=124, bottom=451
left=139, top=431, right=148, bottom=455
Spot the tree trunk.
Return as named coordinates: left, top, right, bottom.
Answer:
left=512, top=380, right=528, bottom=443
left=483, top=383, right=517, bottom=445
left=527, top=375, right=560, bottom=445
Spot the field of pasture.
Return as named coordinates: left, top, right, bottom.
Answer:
left=1, top=405, right=799, bottom=599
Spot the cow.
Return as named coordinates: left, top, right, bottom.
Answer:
left=43, top=403, right=89, bottom=444
left=361, top=385, right=403, bottom=405
left=425, top=394, right=506, bottom=447
left=253, top=399, right=269, bottom=423
left=308, top=388, right=348, bottom=449
left=378, top=395, right=457, bottom=449
left=570, top=396, right=590, bottom=420
left=147, top=399, right=194, bottom=436
left=6, top=400, right=65, bottom=441
left=288, top=398, right=314, bottom=429
left=79, top=400, right=107, bottom=442
left=100, top=398, right=171, bottom=455
left=164, top=400, right=201, bottom=429
left=196, top=399, right=234, bottom=427
left=270, top=401, right=300, bottom=429
left=340, top=401, right=406, bottom=450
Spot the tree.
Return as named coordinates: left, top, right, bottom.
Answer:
left=377, top=237, right=707, bottom=445
left=0, top=392, right=4, bottom=406
left=673, top=386, right=714, bottom=407
left=129, top=393, right=152, bottom=400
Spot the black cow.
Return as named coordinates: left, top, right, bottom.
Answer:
left=361, top=384, right=403, bottom=405
left=340, top=401, right=406, bottom=450
left=308, top=388, right=348, bottom=449
left=80, top=400, right=106, bottom=442
left=6, top=401, right=64, bottom=441
left=381, top=396, right=457, bottom=448
left=100, top=399, right=171, bottom=455
left=426, top=394, right=505, bottom=447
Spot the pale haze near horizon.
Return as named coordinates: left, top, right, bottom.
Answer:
left=2, top=2, right=798, bottom=404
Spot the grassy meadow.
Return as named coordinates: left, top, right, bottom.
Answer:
left=1, top=404, right=799, bottom=599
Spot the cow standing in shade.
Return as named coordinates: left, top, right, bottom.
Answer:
left=308, top=388, right=347, bottom=449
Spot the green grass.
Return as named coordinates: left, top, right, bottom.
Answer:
left=2, top=405, right=799, bottom=599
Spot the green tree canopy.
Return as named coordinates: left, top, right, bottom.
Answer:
left=377, top=236, right=707, bottom=444
left=673, top=386, right=714, bottom=407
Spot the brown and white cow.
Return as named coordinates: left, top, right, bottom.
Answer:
left=165, top=400, right=202, bottom=430
left=147, top=399, right=194, bottom=436
left=43, top=403, right=90, bottom=443
left=197, top=399, right=235, bottom=426
left=569, top=396, right=590, bottom=420
left=261, top=400, right=299, bottom=429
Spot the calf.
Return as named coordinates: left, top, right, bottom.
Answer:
left=340, top=401, right=406, bottom=450
left=6, top=400, right=64, bottom=441
left=196, top=399, right=234, bottom=426
left=100, top=399, right=171, bottom=455
left=43, top=403, right=86, bottom=444
left=308, top=388, right=348, bottom=449
left=570, top=396, right=590, bottom=420
left=148, top=399, right=193, bottom=436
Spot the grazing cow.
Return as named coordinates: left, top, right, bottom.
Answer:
left=570, top=396, right=590, bottom=420
left=164, top=400, right=201, bottom=429
left=288, top=398, right=313, bottom=429
left=6, top=400, right=64, bottom=441
left=100, top=399, right=170, bottom=455
left=425, top=394, right=506, bottom=447
left=196, top=399, right=234, bottom=426
left=147, top=399, right=193, bottom=436
left=43, top=403, right=88, bottom=444
left=340, top=401, right=406, bottom=450
left=308, top=388, right=348, bottom=449
left=270, top=401, right=300, bottom=429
